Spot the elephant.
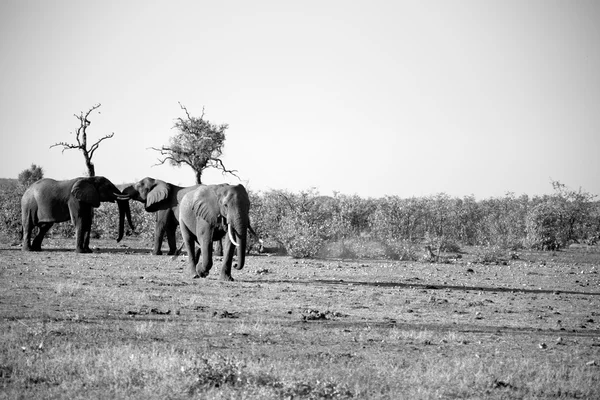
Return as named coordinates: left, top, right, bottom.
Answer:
left=21, top=176, right=133, bottom=253
left=179, top=183, right=250, bottom=281
left=120, top=177, right=200, bottom=255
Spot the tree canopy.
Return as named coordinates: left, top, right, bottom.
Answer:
left=18, top=164, right=44, bottom=187
left=152, top=103, right=237, bottom=184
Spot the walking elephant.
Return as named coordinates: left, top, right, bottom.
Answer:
left=21, top=176, right=133, bottom=253
left=120, top=177, right=200, bottom=255
left=179, top=184, right=250, bottom=281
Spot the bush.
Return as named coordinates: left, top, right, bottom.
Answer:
left=249, top=189, right=361, bottom=258
left=525, top=183, right=598, bottom=250
left=91, top=201, right=155, bottom=242
left=323, top=237, right=390, bottom=259
left=277, top=214, right=326, bottom=258
left=475, top=194, right=529, bottom=249
left=0, top=180, right=23, bottom=243
left=384, top=240, right=421, bottom=261
left=525, top=201, right=561, bottom=250
left=473, top=245, right=507, bottom=264
left=423, top=232, right=461, bottom=253
left=18, top=164, right=44, bottom=187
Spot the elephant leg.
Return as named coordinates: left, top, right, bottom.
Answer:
left=180, top=222, right=199, bottom=278
left=22, top=220, right=35, bottom=251
left=83, top=221, right=92, bottom=252
left=84, top=208, right=95, bottom=252
left=166, top=227, right=177, bottom=256
left=83, top=229, right=92, bottom=252
left=71, top=205, right=93, bottom=254
left=153, top=216, right=165, bottom=255
left=213, top=239, right=223, bottom=257
left=75, top=217, right=93, bottom=254
left=31, top=223, right=53, bottom=251
left=220, top=237, right=236, bottom=281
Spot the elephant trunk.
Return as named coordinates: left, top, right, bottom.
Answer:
left=228, top=217, right=247, bottom=270
left=116, top=199, right=134, bottom=242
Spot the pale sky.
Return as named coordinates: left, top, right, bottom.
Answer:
left=1, top=1, right=599, bottom=199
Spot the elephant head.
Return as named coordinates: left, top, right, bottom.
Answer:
left=121, top=177, right=171, bottom=212
left=194, top=184, right=250, bottom=271
left=78, top=176, right=134, bottom=242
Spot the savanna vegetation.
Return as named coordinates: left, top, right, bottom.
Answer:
left=9, top=103, right=597, bottom=259
left=2, top=174, right=599, bottom=261
left=2, top=104, right=599, bottom=398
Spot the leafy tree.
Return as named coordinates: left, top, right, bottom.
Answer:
left=0, top=166, right=44, bottom=242
left=50, top=103, right=113, bottom=177
left=17, top=164, right=44, bottom=187
left=452, top=195, right=481, bottom=245
left=526, top=181, right=597, bottom=249
left=478, top=193, right=529, bottom=249
left=152, top=103, right=237, bottom=184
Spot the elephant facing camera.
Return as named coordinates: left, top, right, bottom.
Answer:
left=179, top=184, right=250, bottom=281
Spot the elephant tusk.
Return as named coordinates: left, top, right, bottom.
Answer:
left=228, top=224, right=239, bottom=247
left=114, top=193, right=131, bottom=200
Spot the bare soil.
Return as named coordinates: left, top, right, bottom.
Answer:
left=1, top=238, right=600, bottom=398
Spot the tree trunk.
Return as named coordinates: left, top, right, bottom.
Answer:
left=84, top=154, right=95, bottom=177
left=195, top=169, right=202, bottom=184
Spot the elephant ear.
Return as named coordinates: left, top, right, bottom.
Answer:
left=192, top=186, right=220, bottom=225
left=72, top=179, right=101, bottom=208
left=146, top=181, right=170, bottom=209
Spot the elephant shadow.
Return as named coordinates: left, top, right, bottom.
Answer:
left=0, top=245, right=154, bottom=254
left=87, top=246, right=157, bottom=254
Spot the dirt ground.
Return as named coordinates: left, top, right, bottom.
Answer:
left=1, top=238, right=600, bottom=397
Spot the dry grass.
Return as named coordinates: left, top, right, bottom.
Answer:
left=1, top=239, right=599, bottom=399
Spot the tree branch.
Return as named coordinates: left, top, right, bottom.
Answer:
left=211, top=158, right=239, bottom=179
left=277, top=192, right=296, bottom=211
left=49, top=141, right=81, bottom=153
left=178, top=102, right=192, bottom=120
left=88, top=132, right=115, bottom=158
left=82, top=103, right=102, bottom=121
left=178, top=102, right=204, bottom=120
left=150, top=147, right=196, bottom=169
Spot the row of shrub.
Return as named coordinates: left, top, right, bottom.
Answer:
left=2, top=180, right=599, bottom=259
left=246, top=182, right=599, bottom=259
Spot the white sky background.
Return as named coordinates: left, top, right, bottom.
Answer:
left=1, top=0, right=599, bottom=199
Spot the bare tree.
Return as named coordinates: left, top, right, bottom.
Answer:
left=151, top=103, right=237, bottom=184
left=50, top=103, right=114, bottom=177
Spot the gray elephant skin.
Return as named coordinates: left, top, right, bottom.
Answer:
left=179, top=183, right=250, bottom=281
left=21, top=176, right=133, bottom=253
left=121, top=177, right=200, bottom=255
